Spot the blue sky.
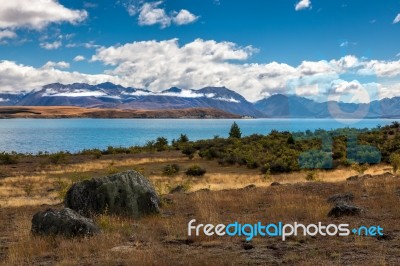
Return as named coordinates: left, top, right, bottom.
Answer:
left=0, top=0, right=399, bottom=102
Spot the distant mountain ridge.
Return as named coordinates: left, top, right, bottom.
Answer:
left=254, top=94, right=400, bottom=118
left=3, top=82, right=400, bottom=118
left=15, top=82, right=263, bottom=117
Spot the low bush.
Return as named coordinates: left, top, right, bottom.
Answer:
left=48, top=151, right=69, bottom=164
left=185, top=165, right=206, bottom=177
left=0, top=152, right=18, bottom=164
left=162, top=164, right=180, bottom=176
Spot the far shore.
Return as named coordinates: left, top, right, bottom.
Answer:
left=0, top=106, right=240, bottom=119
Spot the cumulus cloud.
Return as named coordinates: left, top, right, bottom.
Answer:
left=40, top=40, right=62, bottom=50
left=358, top=59, right=400, bottom=77
left=327, top=80, right=374, bottom=103
left=138, top=1, right=171, bottom=28
left=0, top=30, right=17, bottom=40
left=0, top=0, right=87, bottom=30
left=295, top=0, right=312, bottom=11
left=1, top=39, right=400, bottom=102
left=394, top=14, right=400, bottom=24
left=42, top=61, right=70, bottom=69
left=172, top=10, right=199, bottom=25
left=73, top=55, right=86, bottom=62
left=0, top=60, right=117, bottom=93
left=127, top=1, right=199, bottom=28
left=90, top=39, right=400, bottom=101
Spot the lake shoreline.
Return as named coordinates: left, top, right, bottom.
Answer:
left=0, top=106, right=240, bottom=119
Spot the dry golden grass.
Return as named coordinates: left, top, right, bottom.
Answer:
left=1, top=152, right=400, bottom=265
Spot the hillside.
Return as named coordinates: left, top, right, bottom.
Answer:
left=0, top=107, right=240, bottom=119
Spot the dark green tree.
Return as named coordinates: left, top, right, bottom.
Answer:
left=229, top=122, right=242, bottom=139
left=154, top=137, right=168, bottom=151
left=178, top=134, right=189, bottom=143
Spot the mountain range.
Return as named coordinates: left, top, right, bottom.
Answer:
left=1, top=82, right=400, bottom=118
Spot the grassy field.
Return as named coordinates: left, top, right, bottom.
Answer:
left=1, top=150, right=399, bottom=265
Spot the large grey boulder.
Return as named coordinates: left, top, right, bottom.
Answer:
left=327, top=192, right=361, bottom=218
left=65, top=170, right=160, bottom=218
left=31, top=208, right=100, bottom=237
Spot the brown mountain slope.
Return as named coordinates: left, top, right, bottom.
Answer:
left=0, top=106, right=240, bottom=119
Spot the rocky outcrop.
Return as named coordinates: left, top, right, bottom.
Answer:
left=65, top=170, right=160, bottom=218
left=327, top=192, right=361, bottom=218
left=31, top=208, right=100, bottom=237
left=327, top=192, right=354, bottom=205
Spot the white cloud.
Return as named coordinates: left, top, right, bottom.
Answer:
left=358, top=59, right=400, bottom=77
left=66, top=41, right=101, bottom=49
left=130, top=1, right=199, bottom=28
left=42, top=61, right=70, bottom=69
left=43, top=89, right=107, bottom=98
left=91, top=39, right=400, bottom=101
left=0, top=60, right=117, bottom=93
left=295, top=0, right=312, bottom=11
left=0, top=0, right=87, bottom=30
left=328, top=80, right=372, bottom=103
left=40, top=40, right=62, bottom=50
left=73, top=55, right=86, bottom=62
left=394, top=14, right=400, bottom=24
left=172, top=10, right=199, bottom=25
left=138, top=1, right=171, bottom=28
left=2, top=39, right=400, bottom=103
left=0, top=30, right=17, bottom=40
left=339, top=41, right=356, bottom=47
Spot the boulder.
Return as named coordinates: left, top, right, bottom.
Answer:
left=31, top=208, right=100, bottom=237
left=65, top=170, right=160, bottom=218
left=327, top=193, right=354, bottom=205
left=270, top=182, right=281, bottom=187
left=169, top=185, right=186, bottom=194
left=346, top=174, right=372, bottom=182
left=328, top=203, right=361, bottom=218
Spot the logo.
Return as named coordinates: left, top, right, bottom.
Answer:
left=188, top=219, right=384, bottom=241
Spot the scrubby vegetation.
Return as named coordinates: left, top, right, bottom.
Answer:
left=2, top=122, right=400, bottom=174
left=0, top=152, right=18, bottom=164
left=162, top=164, right=180, bottom=176
left=185, top=165, right=207, bottom=177
left=173, top=123, right=397, bottom=174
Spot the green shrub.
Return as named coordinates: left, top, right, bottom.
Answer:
left=106, top=166, right=119, bottom=175
left=0, top=152, right=18, bottom=164
left=390, top=153, right=400, bottom=174
left=351, top=163, right=369, bottom=176
left=155, top=137, right=169, bottom=151
left=305, top=171, right=318, bottom=181
left=48, top=151, right=69, bottom=164
left=182, top=145, right=196, bottom=160
left=185, top=165, right=206, bottom=177
left=162, top=164, right=180, bottom=176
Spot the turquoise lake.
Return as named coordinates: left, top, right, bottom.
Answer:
left=0, top=118, right=398, bottom=153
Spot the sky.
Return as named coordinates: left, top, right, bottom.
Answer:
left=0, top=0, right=399, bottom=103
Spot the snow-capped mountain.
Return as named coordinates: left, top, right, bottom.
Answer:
left=15, top=83, right=264, bottom=117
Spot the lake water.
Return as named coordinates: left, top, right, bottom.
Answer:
left=0, top=118, right=397, bottom=153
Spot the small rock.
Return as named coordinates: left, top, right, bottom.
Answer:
left=169, top=185, right=186, bottom=194
left=270, top=182, right=281, bottom=187
left=327, top=193, right=354, bottom=204
left=110, top=246, right=135, bottom=253
left=244, top=184, right=256, bottom=190
left=328, top=204, right=361, bottom=218
left=346, top=174, right=372, bottom=182
left=197, top=188, right=211, bottom=192
left=161, top=196, right=174, bottom=205
left=242, top=242, right=254, bottom=250
left=31, top=208, right=100, bottom=237
left=376, top=233, right=394, bottom=241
